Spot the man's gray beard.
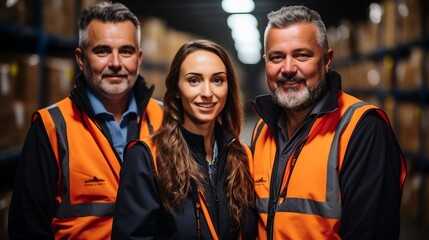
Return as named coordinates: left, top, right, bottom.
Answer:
left=82, top=59, right=138, bottom=95
left=270, top=75, right=327, bottom=113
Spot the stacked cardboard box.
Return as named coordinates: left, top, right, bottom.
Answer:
left=140, top=18, right=197, bottom=100
left=0, top=54, right=40, bottom=150
left=0, top=54, right=74, bottom=151
left=396, top=102, right=421, bottom=155
left=396, top=48, right=424, bottom=89
left=44, top=57, right=75, bottom=105
left=43, top=0, right=76, bottom=37
left=397, top=0, right=423, bottom=44
left=0, top=0, right=34, bottom=27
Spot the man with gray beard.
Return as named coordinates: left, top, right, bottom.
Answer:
left=250, top=5, right=406, bottom=239
left=8, top=2, right=163, bottom=239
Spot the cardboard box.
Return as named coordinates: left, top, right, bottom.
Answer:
left=400, top=168, right=420, bottom=221
left=359, top=60, right=392, bottom=89
left=0, top=100, right=30, bottom=150
left=382, top=96, right=396, bottom=129
left=396, top=102, right=421, bottom=154
left=165, top=28, right=196, bottom=64
left=45, top=57, right=74, bottom=105
left=80, top=0, right=107, bottom=10
left=0, top=192, right=12, bottom=240
left=423, top=107, right=429, bottom=160
left=0, top=62, right=17, bottom=111
left=396, top=48, right=423, bottom=89
left=397, top=0, right=422, bottom=44
left=15, top=54, right=41, bottom=110
left=346, top=62, right=367, bottom=89
left=331, top=20, right=353, bottom=59
left=354, top=20, right=378, bottom=54
left=336, top=66, right=353, bottom=90
left=379, top=0, right=397, bottom=48
left=140, top=17, right=169, bottom=62
left=43, top=0, right=76, bottom=37
left=141, top=70, right=167, bottom=101
left=0, top=54, right=40, bottom=111
left=425, top=173, right=429, bottom=229
left=0, top=0, right=34, bottom=27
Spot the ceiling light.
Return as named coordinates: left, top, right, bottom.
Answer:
left=369, top=3, right=383, bottom=24
left=222, top=0, right=255, bottom=13
left=238, top=52, right=261, bottom=64
left=227, top=14, right=258, bottom=28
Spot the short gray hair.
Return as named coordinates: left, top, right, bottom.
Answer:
left=78, top=2, right=141, bottom=49
left=263, top=5, right=328, bottom=54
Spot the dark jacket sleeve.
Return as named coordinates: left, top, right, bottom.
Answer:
left=339, top=111, right=405, bottom=239
left=111, top=143, right=161, bottom=239
left=242, top=206, right=259, bottom=239
left=242, top=144, right=258, bottom=240
left=8, top=117, right=58, bottom=240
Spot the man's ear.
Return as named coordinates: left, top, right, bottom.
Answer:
left=138, top=49, right=143, bottom=66
left=324, top=48, right=334, bottom=72
left=75, top=47, right=84, bottom=72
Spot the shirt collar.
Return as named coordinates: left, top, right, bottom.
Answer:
left=86, top=89, right=138, bottom=117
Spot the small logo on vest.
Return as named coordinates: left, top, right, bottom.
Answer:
left=84, top=176, right=106, bottom=186
left=254, top=177, right=267, bottom=184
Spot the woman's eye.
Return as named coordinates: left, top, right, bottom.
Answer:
left=212, top=77, right=225, bottom=84
left=188, top=77, right=199, bottom=84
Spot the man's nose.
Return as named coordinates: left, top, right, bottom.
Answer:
left=108, top=52, right=121, bottom=70
left=281, top=57, right=297, bottom=74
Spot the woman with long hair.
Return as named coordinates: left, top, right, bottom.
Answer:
left=112, top=39, right=257, bottom=239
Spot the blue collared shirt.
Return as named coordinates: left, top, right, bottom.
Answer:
left=87, top=89, right=138, bottom=161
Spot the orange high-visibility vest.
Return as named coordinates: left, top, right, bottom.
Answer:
left=36, top=97, right=162, bottom=240
left=251, top=91, right=407, bottom=239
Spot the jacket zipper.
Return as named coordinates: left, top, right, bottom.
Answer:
left=210, top=137, right=236, bottom=235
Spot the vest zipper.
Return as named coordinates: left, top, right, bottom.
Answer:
left=268, top=139, right=307, bottom=239
left=278, top=140, right=306, bottom=199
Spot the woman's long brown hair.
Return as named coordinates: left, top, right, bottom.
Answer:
left=151, top=39, right=254, bottom=227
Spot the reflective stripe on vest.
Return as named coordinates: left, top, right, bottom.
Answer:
left=34, top=98, right=162, bottom=239
left=255, top=101, right=369, bottom=218
left=42, top=99, right=161, bottom=219
left=47, top=106, right=116, bottom=218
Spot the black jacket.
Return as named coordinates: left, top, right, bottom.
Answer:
left=112, top=123, right=258, bottom=239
